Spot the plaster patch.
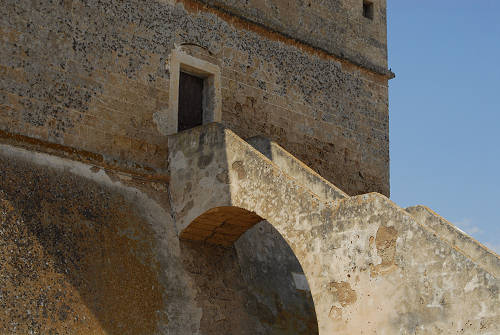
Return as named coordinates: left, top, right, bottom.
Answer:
left=292, top=272, right=311, bottom=291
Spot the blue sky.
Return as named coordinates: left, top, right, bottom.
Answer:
left=387, top=1, right=500, bottom=253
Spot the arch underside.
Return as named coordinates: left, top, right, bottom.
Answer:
left=180, top=206, right=262, bottom=246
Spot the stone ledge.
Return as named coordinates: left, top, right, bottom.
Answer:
left=0, top=129, right=170, bottom=183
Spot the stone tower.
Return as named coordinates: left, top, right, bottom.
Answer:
left=1, top=0, right=391, bottom=197
left=0, top=1, right=498, bottom=334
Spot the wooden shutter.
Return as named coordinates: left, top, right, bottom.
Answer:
left=178, top=72, right=204, bottom=131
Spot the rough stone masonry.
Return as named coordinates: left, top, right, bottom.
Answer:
left=0, top=0, right=498, bottom=334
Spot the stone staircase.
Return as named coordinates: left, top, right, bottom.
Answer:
left=168, top=123, right=500, bottom=334
left=247, top=134, right=500, bottom=278
left=246, top=135, right=348, bottom=203
left=406, top=205, right=500, bottom=278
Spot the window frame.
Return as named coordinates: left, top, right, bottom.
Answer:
left=363, top=0, right=374, bottom=20
left=167, top=50, right=221, bottom=135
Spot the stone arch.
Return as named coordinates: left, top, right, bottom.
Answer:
left=168, top=124, right=330, bottom=331
left=169, top=124, right=500, bottom=334
left=180, top=206, right=263, bottom=246
left=179, top=204, right=319, bottom=334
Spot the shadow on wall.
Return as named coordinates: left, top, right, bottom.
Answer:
left=0, top=156, right=168, bottom=334
left=180, top=206, right=319, bottom=334
left=236, top=220, right=319, bottom=334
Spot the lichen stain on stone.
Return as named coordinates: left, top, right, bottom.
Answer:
left=197, top=152, right=214, bottom=169
left=369, top=235, right=375, bottom=248
left=329, top=281, right=357, bottom=307
left=0, top=158, right=167, bottom=334
left=232, top=160, right=247, bottom=180
left=371, top=225, right=398, bottom=277
left=329, top=306, right=343, bottom=321
left=216, top=170, right=230, bottom=184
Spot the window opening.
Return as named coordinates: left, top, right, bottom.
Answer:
left=167, top=50, right=221, bottom=135
left=178, top=72, right=204, bottom=131
left=363, top=1, right=374, bottom=20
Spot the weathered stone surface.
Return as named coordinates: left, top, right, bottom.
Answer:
left=235, top=221, right=319, bottom=334
left=0, top=144, right=195, bottom=334
left=247, top=135, right=348, bottom=203
left=199, top=0, right=389, bottom=73
left=0, top=0, right=390, bottom=196
left=407, top=205, right=500, bottom=278
left=0, top=141, right=319, bottom=334
left=169, top=124, right=499, bottom=334
left=2, top=1, right=497, bottom=333
left=1, top=119, right=499, bottom=334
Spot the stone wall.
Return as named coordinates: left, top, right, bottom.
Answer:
left=199, top=0, right=389, bottom=72
left=0, top=145, right=179, bottom=333
left=0, top=143, right=317, bottom=334
left=1, top=120, right=498, bottom=334
left=0, top=0, right=390, bottom=196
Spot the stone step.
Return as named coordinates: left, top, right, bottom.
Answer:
left=406, top=205, right=500, bottom=278
left=247, top=135, right=500, bottom=279
left=246, top=135, right=348, bottom=204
